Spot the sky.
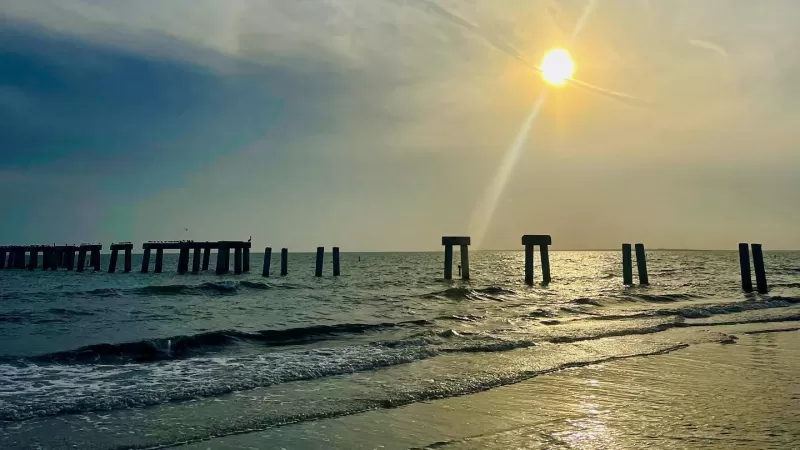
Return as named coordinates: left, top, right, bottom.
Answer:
left=1, top=0, right=798, bottom=251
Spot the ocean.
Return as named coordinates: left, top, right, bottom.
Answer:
left=1, top=250, right=799, bottom=449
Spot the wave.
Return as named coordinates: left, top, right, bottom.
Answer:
left=773, top=282, right=800, bottom=289
left=20, top=320, right=433, bottom=364
left=422, top=286, right=516, bottom=301
left=624, top=293, right=700, bottom=303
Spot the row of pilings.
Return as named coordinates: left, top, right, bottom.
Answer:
left=0, top=244, right=102, bottom=272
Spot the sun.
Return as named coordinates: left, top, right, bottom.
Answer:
left=540, top=48, right=574, bottom=86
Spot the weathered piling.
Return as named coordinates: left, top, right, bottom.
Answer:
left=15, top=248, right=26, bottom=269
left=540, top=244, right=551, bottom=284
left=243, top=247, right=250, bottom=273
left=234, top=246, right=243, bottom=274
left=444, top=244, right=454, bottom=280
left=622, top=243, right=633, bottom=285
left=66, top=248, right=75, bottom=271
left=3, top=250, right=10, bottom=269
left=108, top=249, right=119, bottom=273
left=522, top=235, right=552, bottom=285
left=216, top=244, right=230, bottom=275
left=635, top=243, right=649, bottom=285
left=202, top=247, right=211, bottom=271
left=77, top=248, right=87, bottom=272
left=90, top=247, right=101, bottom=272
left=281, top=248, right=288, bottom=276
left=141, top=248, right=152, bottom=273
left=155, top=249, right=164, bottom=273
left=442, top=237, right=470, bottom=280
left=460, top=244, right=470, bottom=280
left=0, top=249, right=6, bottom=269
left=124, top=248, right=132, bottom=273
left=177, top=245, right=190, bottom=274
left=751, top=243, right=768, bottom=294
left=333, top=247, right=340, bottom=276
left=738, top=243, right=753, bottom=292
left=315, top=247, right=324, bottom=277
left=28, top=248, right=38, bottom=270
left=524, top=244, right=534, bottom=284
left=49, top=248, right=60, bottom=270
left=263, top=247, right=272, bottom=277
left=192, top=247, right=201, bottom=273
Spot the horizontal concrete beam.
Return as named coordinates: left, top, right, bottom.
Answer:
left=110, top=243, right=134, bottom=250
left=142, top=241, right=251, bottom=250
left=522, top=235, right=552, bottom=246
left=442, top=236, right=471, bottom=246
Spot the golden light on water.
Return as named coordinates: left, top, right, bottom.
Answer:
left=540, top=48, right=574, bottom=86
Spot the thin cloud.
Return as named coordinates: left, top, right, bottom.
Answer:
left=688, top=39, right=729, bottom=57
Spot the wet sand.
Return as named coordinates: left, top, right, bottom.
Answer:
left=179, top=325, right=800, bottom=449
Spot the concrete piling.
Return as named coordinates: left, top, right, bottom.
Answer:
left=442, top=237, right=470, bottom=281
left=141, top=248, right=151, bottom=273
left=177, top=245, right=190, bottom=274
left=622, top=243, right=633, bottom=286
left=635, top=243, right=649, bottom=285
left=751, top=243, right=768, bottom=294
left=0, top=249, right=5, bottom=269
left=155, top=249, right=164, bottom=273
left=49, top=248, right=60, bottom=271
left=234, top=246, right=243, bottom=274
left=124, top=248, right=132, bottom=273
left=90, top=247, right=101, bottom=272
left=315, top=247, right=324, bottom=277
left=522, top=235, right=552, bottom=285
left=41, top=249, right=50, bottom=271
left=524, top=244, right=534, bottom=285
left=66, top=249, right=75, bottom=271
left=108, top=249, right=119, bottom=273
left=216, top=244, right=230, bottom=275
left=263, top=247, right=272, bottom=277
left=77, top=248, right=87, bottom=272
left=281, top=248, right=288, bottom=276
left=540, top=245, right=551, bottom=284
left=28, top=248, right=39, bottom=270
left=333, top=247, right=340, bottom=276
left=202, top=247, right=211, bottom=271
left=738, top=243, right=753, bottom=292
left=192, top=247, right=201, bottom=273
left=243, top=247, right=250, bottom=273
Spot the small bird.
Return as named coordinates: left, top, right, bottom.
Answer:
left=184, top=228, right=189, bottom=232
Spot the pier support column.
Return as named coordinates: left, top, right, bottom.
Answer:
left=77, top=248, right=87, bottom=272
left=280, top=248, right=288, bottom=276
left=141, top=248, right=151, bottom=273
left=91, top=248, right=101, bottom=272
left=751, top=243, right=768, bottom=294
left=263, top=247, right=272, bottom=277
left=234, top=246, right=243, bottom=274
left=50, top=249, right=59, bottom=271
left=124, top=248, right=132, bottom=273
left=540, top=244, right=551, bottom=285
left=0, top=249, right=5, bottom=269
left=66, top=249, right=76, bottom=271
left=333, top=247, right=340, bottom=276
left=216, top=244, right=230, bottom=275
left=315, top=247, right=323, bottom=277
left=16, top=249, right=26, bottom=269
left=242, top=247, right=250, bottom=273
left=4, top=251, right=11, bottom=269
left=524, top=245, right=534, bottom=285
left=738, top=243, right=752, bottom=292
left=60, top=250, right=67, bottom=267
left=202, top=247, right=211, bottom=271
left=108, top=249, right=119, bottom=273
left=192, top=247, right=201, bottom=273
left=443, top=245, right=453, bottom=280
left=522, top=235, right=553, bottom=285
left=43, top=249, right=52, bottom=271
left=635, top=243, right=649, bottom=285
left=460, top=244, right=470, bottom=280
left=177, top=245, right=190, bottom=274
left=622, top=243, right=633, bottom=286
left=28, top=249, right=38, bottom=270
left=154, top=249, right=164, bottom=273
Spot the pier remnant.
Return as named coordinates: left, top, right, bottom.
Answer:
left=155, top=249, right=164, bottom=273
left=751, top=243, right=768, bottom=294
left=738, top=243, right=753, bottom=292
left=192, top=246, right=202, bottom=273
left=622, top=243, right=633, bottom=285
left=0, top=248, right=5, bottom=269
left=315, top=247, right=324, bottom=277
left=141, top=248, right=152, bottom=273
left=109, top=243, right=133, bottom=273
left=14, top=248, right=25, bottom=269
left=178, top=245, right=190, bottom=274
left=77, top=247, right=87, bottom=272
left=234, top=246, right=243, bottom=274
left=28, top=248, right=39, bottom=270
left=243, top=247, right=250, bottom=273
left=65, top=247, right=76, bottom=271
left=281, top=248, right=288, bottom=276
left=89, top=245, right=101, bottom=272
left=522, top=235, right=552, bottom=285
left=263, top=247, right=272, bottom=277
left=108, top=248, right=118, bottom=273
left=333, top=247, right=340, bottom=276
left=202, top=247, right=211, bottom=271
left=635, top=243, right=649, bottom=285
left=216, top=243, right=230, bottom=275
left=442, top=237, right=470, bottom=280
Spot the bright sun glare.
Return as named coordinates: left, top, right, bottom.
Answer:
left=540, top=49, right=574, bottom=86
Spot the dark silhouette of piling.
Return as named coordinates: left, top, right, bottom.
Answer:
left=49, top=248, right=60, bottom=271
left=141, top=248, right=151, bottom=273
left=28, top=248, right=39, bottom=270
left=178, top=245, right=190, bottom=274
left=280, top=248, right=288, bottom=276
left=751, top=244, right=768, bottom=293
left=0, top=249, right=6, bottom=269
left=108, top=249, right=118, bottom=273
left=155, top=249, right=164, bottom=273
left=202, top=247, right=211, bottom=271
left=738, top=243, right=752, bottom=292
left=216, top=244, right=230, bottom=275
left=522, top=235, right=552, bottom=285
left=333, top=247, right=340, bottom=276
left=524, top=244, right=534, bottom=284
left=635, top=243, right=649, bottom=285
left=540, top=245, right=551, bottom=284
left=124, top=248, right=132, bottom=273
left=243, top=247, right=250, bottom=273
left=444, top=244, right=454, bottom=280
left=192, top=247, right=201, bottom=273
left=460, top=245, right=470, bottom=280
left=263, top=247, right=272, bottom=277
left=90, top=248, right=100, bottom=272
left=234, top=247, right=243, bottom=274
left=66, top=249, right=75, bottom=271
left=77, top=248, right=86, bottom=272
left=315, top=247, right=324, bottom=277
left=622, top=243, right=633, bottom=285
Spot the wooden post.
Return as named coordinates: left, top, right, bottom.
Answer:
left=108, top=249, right=119, bottom=273
left=141, top=248, right=151, bottom=273
left=751, top=243, right=768, bottom=294
left=202, top=247, right=211, bottom=270
left=443, top=244, right=453, bottom=280
left=154, top=248, right=164, bottom=273
left=333, top=247, right=340, bottom=276
left=177, top=245, right=190, bottom=274
left=77, top=248, right=86, bottom=272
left=216, top=244, right=230, bottom=275
left=192, top=247, right=201, bottom=273
left=738, top=243, right=752, bottom=292
left=540, top=244, right=551, bottom=285
left=234, top=246, right=243, bottom=274
left=460, top=244, right=470, bottom=280
left=263, top=247, right=272, bottom=277
left=280, top=248, right=288, bottom=276
left=524, top=245, right=534, bottom=285
left=124, top=248, right=132, bottom=273
left=315, top=247, right=324, bottom=277
left=635, top=243, right=649, bottom=285
left=622, top=243, right=633, bottom=285
left=242, top=247, right=250, bottom=272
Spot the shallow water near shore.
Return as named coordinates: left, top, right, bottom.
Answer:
left=1, top=250, right=798, bottom=449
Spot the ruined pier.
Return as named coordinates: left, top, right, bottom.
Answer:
left=141, top=241, right=251, bottom=274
